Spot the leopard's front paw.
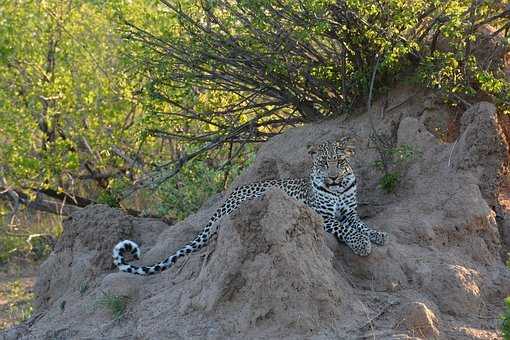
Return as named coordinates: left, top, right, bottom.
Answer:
left=368, top=230, right=387, bottom=246
left=345, top=232, right=372, bottom=256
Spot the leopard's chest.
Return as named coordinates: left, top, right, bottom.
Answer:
left=307, top=189, right=340, bottom=217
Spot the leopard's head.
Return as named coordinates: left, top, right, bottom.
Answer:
left=307, top=138, right=355, bottom=193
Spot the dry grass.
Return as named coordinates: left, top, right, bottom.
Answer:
left=0, top=209, right=61, bottom=330
left=0, top=274, right=35, bottom=330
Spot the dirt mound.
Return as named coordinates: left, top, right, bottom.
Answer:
left=3, top=90, right=509, bottom=339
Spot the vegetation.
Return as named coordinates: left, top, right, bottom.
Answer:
left=374, top=144, right=418, bottom=193
left=0, top=278, right=34, bottom=329
left=97, top=292, right=131, bottom=321
left=503, top=297, right=510, bottom=340
left=0, top=213, right=61, bottom=265
left=1, top=0, right=508, bottom=224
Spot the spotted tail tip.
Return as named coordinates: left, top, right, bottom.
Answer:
left=113, top=240, right=141, bottom=267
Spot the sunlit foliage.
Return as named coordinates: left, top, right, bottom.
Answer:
left=503, top=296, right=510, bottom=339
left=0, top=0, right=508, bottom=223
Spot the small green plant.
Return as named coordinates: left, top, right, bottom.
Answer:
left=379, top=172, right=400, bottom=194
left=502, top=297, right=510, bottom=340
left=97, top=292, right=130, bottom=321
left=374, top=144, right=417, bottom=193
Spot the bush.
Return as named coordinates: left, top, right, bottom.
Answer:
left=374, top=144, right=417, bottom=193
left=379, top=172, right=401, bottom=193
left=26, top=234, right=56, bottom=260
left=0, top=208, right=61, bottom=265
left=503, top=297, right=510, bottom=340
left=155, top=157, right=248, bottom=220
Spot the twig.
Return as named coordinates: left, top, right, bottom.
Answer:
left=448, top=128, right=468, bottom=168
left=359, top=301, right=376, bottom=339
left=0, top=173, right=21, bottom=226
left=59, top=195, right=67, bottom=217
left=367, top=54, right=380, bottom=113
left=447, top=138, right=459, bottom=168
left=358, top=299, right=400, bottom=331
left=384, top=95, right=415, bottom=114
left=111, top=145, right=144, bottom=169
left=81, top=136, right=99, bottom=162
left=450, top=94, right=472, bottom=109
left=366, top=54, right=392, bottom=174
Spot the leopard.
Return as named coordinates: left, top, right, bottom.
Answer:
left=113, top=139, right=387, bottom=275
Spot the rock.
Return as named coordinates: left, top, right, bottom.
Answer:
left=1, top=326, right=27, bottom=340
left=424, top=264, right=483, bottom=317
left=452, top=102, right=509, bottom=206
left=398, top=302, right=439, bottom=338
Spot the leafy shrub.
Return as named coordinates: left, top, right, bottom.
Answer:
left=97, top=181, right=128, bottom=208
left=155, top=157, right=248, bottom=220
left=379, top=172, right=401, bottom=194
left=503, top=297, right=510, bottom=340
left=0, top=207, right=62, bottom=265
left=96, top=190, right=121, bottom=208
left=155, top=163, right=222, bottom=220
left=374, top=144, right=417, bottom=193
left=0, top=234, right=28, bottom=264
left=26, top=233, right=56, bottom=260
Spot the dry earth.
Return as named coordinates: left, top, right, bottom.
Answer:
left=2, top=87, right=509, bottom=339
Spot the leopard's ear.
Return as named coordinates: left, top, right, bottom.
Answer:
left=335, top=137, right=355, bottom=157
left=343, top=146, right=355, bottom=157
left=335, top=136, right=352, bottom=147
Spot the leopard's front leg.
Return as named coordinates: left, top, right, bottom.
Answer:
left=362, top=222, right=387, bottom=246
left=336, top=207, right=387, bottom=246
left=323, top=217, right=372, bottom=256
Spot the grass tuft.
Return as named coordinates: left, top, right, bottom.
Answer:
left=379, top=172, right=400, bottom=193
left=96, top=292, right=130, bottom=321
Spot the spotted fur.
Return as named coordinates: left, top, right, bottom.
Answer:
left=113, top=139, right=387, bottom=275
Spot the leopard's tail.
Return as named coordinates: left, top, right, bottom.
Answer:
left=112, top=227, right=213, bottom=275
left=112, top=240, right=177, bottom=275
left=112, top=194, right=237, bottom=275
